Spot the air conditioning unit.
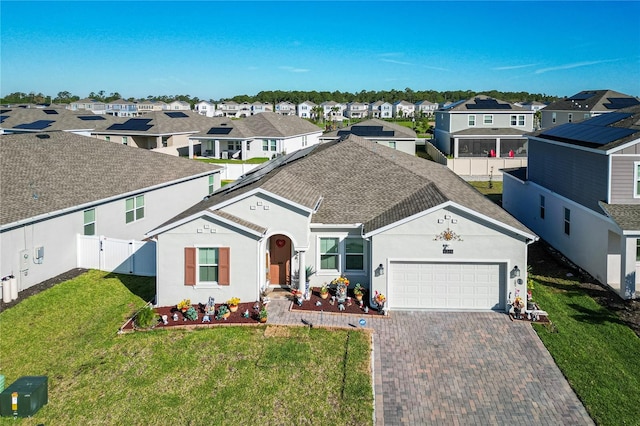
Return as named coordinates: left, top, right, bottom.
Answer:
left=221, top=152, right=229, bottom=159
left=0, top=376, right=48, bottom=417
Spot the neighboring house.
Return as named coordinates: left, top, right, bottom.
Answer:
left=106, top=99, right=138, bottom=117
left=433, top=96, right=534, bottom=158
left=0, top=107, right=121, bottom=136
left=369, top=101, right=393, bottom=119
left=297, top=101, right=317, bottom=119
left=503, top=105, right=640, bottom=300
left=91, top=110, right=218, bottom=154
left=238, top=102, right=252, bottom=118
left=67, top=98, right=106, bottom=114
left=168, top=100, right=192, bottom=111
left=345, top=102, right=369, bottom=119
left=147, top=134, right=536, bottom=311
left=321, top=101, right=346, bottom=122
left=275, top=101, right=297, bottom=116
left=137, top=100, right=168, bottom=114
left=251, top=102, right=273, bottom=115
left=415, top=100, right=438, bottom=117
left=540, top=90, right=639, bottom=129
left=189, top=112, right=322, bottom=160
left=520, top=101, right=547, bottom=113
left=217, top=101, right=240, bottom=118
left=393, top=100, right=415, bottom=118
left=195, top=101, right=216, bottom=117
left=0, top=131, right=222, bottom=294
left=320, top=118, right=419, bottom=155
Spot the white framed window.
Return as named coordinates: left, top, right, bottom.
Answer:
left=483, top=115, right=493, bottom=125
left=319, top=237, right=340, bottom=271
left=564, top=207, right=571, bottom=236
left=552, top=112, right=557, bottom=124
left=510, top=115, right=517, bottom=126
left=568, top=113, right=573, bottom=123
left=518, top=115, right=525, bottom=126
left=122, top=136, right=128, bottom=145
left=539, top=195, right=545, bottom=219
left=345, top=239, right=364, bottom=271
left=270, top=140, right=277, bottom=151
left=389, top=141, right=396, bottom=149
left=634, top=162, right=640, bottom=197
left=105, top=136, right=110, bottom=142
left=125, top=195, right=144, bottom=223
left=198, top=247, right=219, bottom=283
left=468, top=115, right=476, bottom=126
left=83, top=208, right=96, bottom=235
left=208, top=175, right=215, bottom=195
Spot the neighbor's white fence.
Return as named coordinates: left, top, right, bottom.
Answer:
left=446, top=157, right=528, bottom=178
left=77, top=235, right=156, bottom=276
left=218, top=163, right=260, bottom=180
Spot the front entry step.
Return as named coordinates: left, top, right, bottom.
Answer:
left=264, top=287, right=292, bottom=300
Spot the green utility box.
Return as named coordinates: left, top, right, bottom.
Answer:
left=0, top=376, right=48, bottom=417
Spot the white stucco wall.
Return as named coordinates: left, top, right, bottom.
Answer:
left=155, top=216, right=262, bottom=307
left=368, top=206, right=529, bottom=311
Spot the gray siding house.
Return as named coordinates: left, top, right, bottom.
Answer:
left=319, top=118, right=419, bottom=155
left=502, top=105, right=640, bottom=299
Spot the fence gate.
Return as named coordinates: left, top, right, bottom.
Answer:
left=77, top=235, right=156, bottom=276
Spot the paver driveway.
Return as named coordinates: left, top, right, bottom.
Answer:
left=268, top=301, right=593, bottom=425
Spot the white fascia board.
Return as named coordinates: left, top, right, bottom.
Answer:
left=145, top=210, right=265, bottom=239
left=2, top=170, right=220, bottom=233
left=363, top=201, right=537, bottom=242
left=605, top=137, right=640, bottom=155
left=310, top=223, right=363, bottom=228
left=211, top=188, right=315, bottom=214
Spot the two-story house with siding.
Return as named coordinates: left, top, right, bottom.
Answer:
left=540, top=89, right=639, bottom=129
left=217, top=101, right=240, bottom=118
left=297, top=101, right=317, bottom=119
left=393, top=100, right=415, bottom=118
left=195, top=101, right=216, bottom=117
left=168, top=100, right=192, bottom=111
left=321, top=101, right=346, bottom=122
left=502, top=105, right=640, bottom=299
left=369, top=101, right=393, bottom=119
left=433, top=96, right=534, bottom=158
left=67, top=98, right=106, bottom=114
left=251, top=102, right=273, bottom=115
left=0, top=131, right=222, bottom=296
left=345, top=102, right=369, bottom=119
left=275, top=101, right=296, bottom=116
left=106, top=99, right=139, bottom=117
left=415, top=100, right=438, bottom=117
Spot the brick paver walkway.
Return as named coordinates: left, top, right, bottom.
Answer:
left=267, top=300, right=593, bottom=425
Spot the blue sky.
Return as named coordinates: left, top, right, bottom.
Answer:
left=2, top=1, right=639, bottom=100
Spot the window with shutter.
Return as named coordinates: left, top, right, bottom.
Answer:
left=184, top=247, right=196, bottom=285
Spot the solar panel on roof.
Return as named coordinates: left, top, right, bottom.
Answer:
left=0, top=116, right=8, bottom=123
left=583, top=112, right=632, bottom=126
left=78, top=115, right=106, bottom=121
left=14, top=120, right=55, bottom=130
left=339, top=125, right=395, bottom=137
left=603, top=98, right=640, bottom=110
left=43, top=109, right=58, bottom=115
left=466, top=99, right=512, bottom=109
left=207, top=127, right=232, bottom=135
left=165, top=111, right=189, bottom=118
left=107, top=118, right=153, bottom=131
left=541, top=122, right=637, bottom=145
left=0, top=109, right=11, bottom=114
left=568, top=92, right=595, bottom=101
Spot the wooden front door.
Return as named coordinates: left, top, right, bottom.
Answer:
left=269, top=236, right=291, bottom=286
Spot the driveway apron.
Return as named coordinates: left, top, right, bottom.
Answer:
left=267, top=301, right=593, bottom=425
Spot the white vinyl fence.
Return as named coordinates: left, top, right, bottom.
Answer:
left=77, top=235, right=156, bottom=276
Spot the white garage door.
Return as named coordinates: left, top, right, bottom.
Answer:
left=390, top=262, right=504, bottom=310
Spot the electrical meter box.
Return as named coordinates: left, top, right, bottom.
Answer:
left=0, top=376, right=48, bottom=417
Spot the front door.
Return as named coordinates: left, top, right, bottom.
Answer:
left=269, top=235, right=291, bottom=286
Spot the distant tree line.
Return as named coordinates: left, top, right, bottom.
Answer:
left=1, top=88, right=559, bottom=106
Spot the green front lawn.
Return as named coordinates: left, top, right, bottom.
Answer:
left=0, top=271, right=373, bottom=425
left=531, top=276, right=640, bottom=425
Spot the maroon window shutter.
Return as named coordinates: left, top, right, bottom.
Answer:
left=218, top=247, right=230, bottom=286
left=184, top=247, right=196, bottom=286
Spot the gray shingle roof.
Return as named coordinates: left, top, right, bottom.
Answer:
left=322, top=118, right=417, bottom=139
left=191, top=112, right=322, bottom=139
left=0, top=108, right=121, bottom=132
left=0, top=132, right=221, bottom=227
left=544, top=90, right=639, bottom=112
left=152, top=134, right=533, bottom=237
left=440, top=95, right=526, bottom=112
left=599, top=202, right=640, bottom=232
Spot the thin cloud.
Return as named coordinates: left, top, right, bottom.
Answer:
left=492, top=64, right=538, bottom=71
left=423, top=65, right=449, bottom=72
left=381, top=58, right=413, bottom=66
left=279, top=66, right=310, bottom=73
left=535, top=59, right=619, bottom=74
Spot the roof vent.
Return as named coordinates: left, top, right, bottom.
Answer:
left=36, top=134, right=50, bottom=139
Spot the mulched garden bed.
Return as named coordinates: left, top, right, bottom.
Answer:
left=119, top=302, right=264, bottom=333
left=290, top=287, right=386, bottom=317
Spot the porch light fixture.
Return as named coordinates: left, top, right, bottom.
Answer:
left=378, top=264, right=385, bottom=275
left=511, top=265, right=521, bottom=279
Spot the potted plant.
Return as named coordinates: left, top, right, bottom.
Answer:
left=258, top=306, right=268, bottom=323
left=216, top=304, right=230, bottom=320
left=134, top=305, right=159, bottom=330
left=320, top=284, right=329, bottom=299
left=177, top=298, right=191, bottom=313
left=227, top=297, right=240, bottom=312
left=353, top=283, right=364, bottom=301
